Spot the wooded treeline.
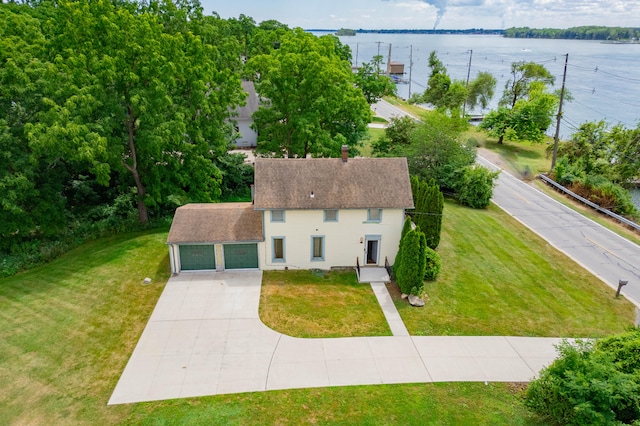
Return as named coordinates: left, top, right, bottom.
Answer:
left=1, top=0, right=378, bottom=273
left=504, top=26, right=640, bottom=41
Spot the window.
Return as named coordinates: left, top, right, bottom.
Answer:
left=324, top=209, right=338, bottom=222
left=367, top=208, right=382, bottom=222
left=311, top=236, right=325, bottom=261
left=271, top=210, right=285, bottom=222
left=272, top=237, right=285, bottom=262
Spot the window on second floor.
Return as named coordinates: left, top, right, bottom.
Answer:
left=270, top=210, right=285, bottom=222
left=324, top=209, right=338, bottom=222
left=367, top=208, right=382, bottom=222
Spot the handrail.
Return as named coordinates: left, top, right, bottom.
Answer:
left=384, top=256, right=392, bottom=279
left=538, top=174, right=640, bottom=232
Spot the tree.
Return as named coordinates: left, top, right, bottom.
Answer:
left=418, top=51, right=467, bottom=117
left=371, top=115, right=417, bottom=156
left=26, top=0, right=245, bottom=224
left=500, top=61, right=555, bottom=108
left=354, top=55, right=397, bottom=104
left=410, top=176, right=444, bottom=249
left=395, top=227, right=426, bottom=296
left=246, top=28, right=371, bottom=158
left=466, top=71, right=497, bottom=111
left=404, top=112, right=476, bottom=190
left=480, top=81, right=558, bottom=144
left=454, top=165, right=500, bottom=209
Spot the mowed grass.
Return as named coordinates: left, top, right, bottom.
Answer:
left=393, top=201, right=635, bottom=337
left=0, top=232, right=546, bottom=424
left=125, top=382, right=545, bottom=425
left=0, top=230, right=170, bottom=425
left=358, top=126, right=385, bottom=157
left=472, top=129, right=552, bottom=175
left=259, top=270, right=391, bottom=337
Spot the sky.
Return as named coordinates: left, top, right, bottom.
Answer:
left=201, top=0, right=640, bottom=30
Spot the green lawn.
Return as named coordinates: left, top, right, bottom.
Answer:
left=259, top=270, right=391, bottom=337
left=393, top=201, right=635, bottom=337
left=470, top=128, right=553, bottom=176
left=0, top=230, right=170, bottom=425
left=358, top=126, right=385, bottom=157
left=383, top=95, right=429, bottom=118
left=0, top=229, right=550, bottom=424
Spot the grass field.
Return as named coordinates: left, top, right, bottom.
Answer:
left=393, top=201, right=635, bottom=336
left=0, top=165, right=634, bottom=423
left=0, top=229, right=551, bottom=425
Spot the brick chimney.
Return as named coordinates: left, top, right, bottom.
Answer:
left=341, top=145, right=348, bottom=162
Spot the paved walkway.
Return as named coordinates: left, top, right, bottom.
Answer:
left=109, top=271, right=562, bottom=405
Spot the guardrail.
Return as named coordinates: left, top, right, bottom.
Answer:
left=538, top=174, right=640, bottom=232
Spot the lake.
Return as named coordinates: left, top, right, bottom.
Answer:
left=313, top=32, right=640, bottom=141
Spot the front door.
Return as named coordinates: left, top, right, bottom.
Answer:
left=365, top=237, right=380, bottom=265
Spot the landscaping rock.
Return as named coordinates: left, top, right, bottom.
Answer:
left=143, top=277, right=152, bottom=284
left=408, top=294, right=425, bottom=307
left=401, top=293, right=408, bottom=299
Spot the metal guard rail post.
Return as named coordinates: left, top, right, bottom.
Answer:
left=538, top=174, right=640, bottom=232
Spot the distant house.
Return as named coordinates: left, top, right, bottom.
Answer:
left=167, top=147, right=414, bottom=273
left=232, top=81, right=259, bottom=148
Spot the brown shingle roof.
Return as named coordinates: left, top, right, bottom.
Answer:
left=167, top=203, right=263, bottom=244
left=253, top=157, right=414, bottom=210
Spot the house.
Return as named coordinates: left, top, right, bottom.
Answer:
left=167, top=147, right=414, bottom=273
left=231, top=81, right=259, bottom=148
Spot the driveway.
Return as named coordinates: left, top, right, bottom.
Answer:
left=109, top=271, right=561, bottom=404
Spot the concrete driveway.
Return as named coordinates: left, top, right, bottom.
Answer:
left=109, top=271, right=561, bottom=405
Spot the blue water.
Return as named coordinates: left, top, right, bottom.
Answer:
left=315, top=32, right=640, bottom=140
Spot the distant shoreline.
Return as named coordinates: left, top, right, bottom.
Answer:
left=307, top=29, right=505, bottom=35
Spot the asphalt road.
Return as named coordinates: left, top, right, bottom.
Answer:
left=372, top=99, right=640, bottom=307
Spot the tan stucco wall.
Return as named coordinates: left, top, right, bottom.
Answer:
left=261, top=208, right=405, bottom=270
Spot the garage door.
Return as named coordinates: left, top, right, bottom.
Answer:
left=223, top=243, right=258, bottom=269
left=179, top=245, right=216, bottom=270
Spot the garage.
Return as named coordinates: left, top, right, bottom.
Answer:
left=167, top=203, right=263, bottom=274
left=223, top=243, right=258, bottom=269
left=179, top=245, right=216, bottom=271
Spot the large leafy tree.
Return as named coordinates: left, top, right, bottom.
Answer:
left=354, top=55, right=397, bottom=104
left=481, top=80, right=558, bottom=144
left=500, top=61, right=555, bottom=108
left=466, top=71, right=497, bottom=111
left=25, top=0, right=244, bottom=223
left=0, top=2, right=72, bottom=246
left=415, top=51, right=496, bottom=118
left=246, top=28, right=371, bottom=158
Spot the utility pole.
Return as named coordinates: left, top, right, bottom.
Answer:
left=408, top=44, right=413, bottom=99
left=552, top=54, right=569, bottom=170
left=462, top=49, right=472, bottom=116
left=376, top=41, right=383, bottom=57
left=354, top=43, right=359, bottom=68
left=386, top=43, right=392, bottom=77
